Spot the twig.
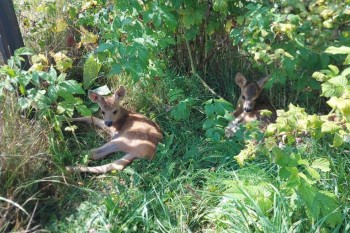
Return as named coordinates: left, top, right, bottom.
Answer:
left=184, top=38, right=223, bottom=99
left=25, top=200, right=38, bottom=232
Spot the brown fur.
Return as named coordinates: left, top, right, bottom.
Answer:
left=66, top=86, right=162, bottom=173
left=225, top=73, right=276, bottom=137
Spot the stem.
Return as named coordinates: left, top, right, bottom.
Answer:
left=184, top=37, right=223, bottom=99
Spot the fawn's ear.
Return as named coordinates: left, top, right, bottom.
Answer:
left=114, top=86, right=126, bottom=100
left=256, top=76, right=269, bottom=89
left=235, top=73, right=247, bottom=88
left=88, top=91, right=102, bottom=103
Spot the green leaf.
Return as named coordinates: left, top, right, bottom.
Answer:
left=333, top=133, right=344, bottom=147
left=76, top=104, right=92, bottom=116
left=83, top=55, right=101, bottom=90
left=344, top=54, right=350, bottom=65
left=95, top=43, right=114, bottom=53
left=205, top=128, right=222, bottom=142
left=171, top=100, right=191, bottom=120
left=213, top=0, right=228, bottom=13
left=48, top=85, right=59, bottom=101
left=325, top=46, right=350, bottom=54
left=110, top=63, right=122, bottom=75
left=316, top=191, right=342, bottom=227
left=14, top=47, right=34, bottom=56
left=306, top=167, right=320, bottom=181
left=18, top=97, right=32, bottom=110
left=60, top=80, right=85, bottom=94
left=273, top=148, right=299, bottom=167
left=311, top=158, right=330, bottom=172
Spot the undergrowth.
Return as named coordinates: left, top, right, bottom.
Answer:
left=1, top=0, right=349, bottom=232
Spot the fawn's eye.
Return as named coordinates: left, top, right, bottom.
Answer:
left=113, top=110, right=118, bottom=114
left=242, top=95, right=246, bottom=100
left=101, top=111, right=105, bottom=115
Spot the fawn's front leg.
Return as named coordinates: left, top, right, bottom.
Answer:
left=90, top=140, right=119, bottom=160
left=225, top=113, right=245, bottom=138
left=69, top=116, right=115, bottom=136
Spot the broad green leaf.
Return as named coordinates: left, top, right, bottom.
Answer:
left=316, top=191, right=342, bottom=227
left=273, top=148, right=298, bottom=167
left=60, top=80, right=85, bottom=94
left=18, top=97, right=32, bottom=110
left=306, top=167, right=321, bottom=181
left=95, top=43, right=114, bottom=53
left=76, top=104, right=92, bottom=116
left=83, top=55, right=101, bottom=90
left=205, top=128, right=221, bottom=142
left=110, top=63, right=122, bottom=75
left=48, top=85, right=59, bottom=101
left=14, top=47, right=34, bottom=56
left=333, top=133, right=344, bottom=147
left=203, top=119, right=215, bottom=130
left=311, top=158, right=330, bottom=172
left=171, top=100, right=191, bottom=120
left=325, top=46, right=350, bottom=54
left=213, top=0, right=228, bottom=12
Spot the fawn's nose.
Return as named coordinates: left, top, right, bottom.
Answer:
left=104, top=120, right=113, bottom=127
left=244, top=107, right=252, bottom=112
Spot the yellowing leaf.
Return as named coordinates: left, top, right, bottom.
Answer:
left=311, top=158, right=330, bottom=172
left=321, top=120, right=341, bottom=133
left=51, top=52, right=73, bottom=72
left=80, top=26, right=98, bottom=44
left=337, top=99, right=350, bottom=121
left=54, top=19, right=68, bottom=33
left=325, top=46, right=350, bottom=55
left=326, top=96, right=339, bottom=109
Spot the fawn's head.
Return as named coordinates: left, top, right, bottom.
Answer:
left=88, top=86, right=126, bottom=127
left=235, top=73, right=269, bottom=113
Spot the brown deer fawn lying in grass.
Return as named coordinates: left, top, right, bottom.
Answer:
left=225, top=73, right=277, bottom=137
left=66, top=86, right=162, bottom=173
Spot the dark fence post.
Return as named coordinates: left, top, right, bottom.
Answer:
left=0, top=0, right=30, bottom=69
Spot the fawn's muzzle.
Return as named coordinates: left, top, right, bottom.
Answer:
left=104, top=121, right=113, bottom=127
left=244, top=107, right=252, bottom=112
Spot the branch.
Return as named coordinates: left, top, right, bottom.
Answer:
left=184, top=38, right=223, bottom=99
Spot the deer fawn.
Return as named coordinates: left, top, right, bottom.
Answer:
left=225, top=73, right=276, bottom=137
left=66, top=86, right=162, bottom=173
